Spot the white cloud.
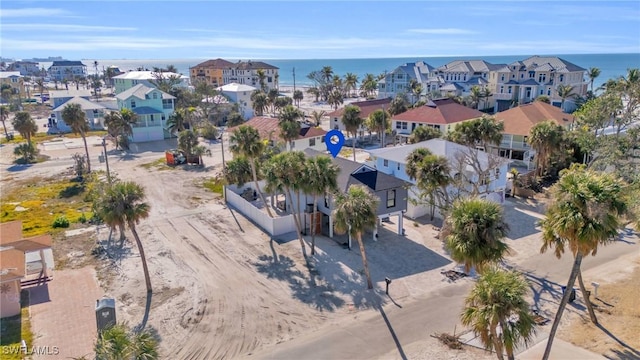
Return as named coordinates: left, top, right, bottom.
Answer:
left=2, top=24, right=137, bottom=32
left=0, top=8, right=71, bottom=18
left=407, top=28, right=476, bottom=35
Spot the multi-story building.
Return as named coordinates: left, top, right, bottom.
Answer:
left=112, top=71, right=189, bottom=94
left=493, top=56, right=587, bottom=112
left=377, top=61, right=439, bottom=102
left=190, top=58, right=234, bottom=87
left=0, top=71, right=25, bottom=99
left=436, top=60, right=510, bottom=111
left=47, top=61, right=87, bottom=81
left=7, top=61, right=41, bottom=76
left=216, top=83, right=257, bottom=120
left=115, top=84, right=176, bottom=142
left=222, top=60, right=279, bottom=90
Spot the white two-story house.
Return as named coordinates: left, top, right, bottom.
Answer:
left=115, top=84, right=175, bottom=142
left=366, top=139, right=509, bottom=219
left=113, top=71, right=190, bottom=94
left=47, top=61, right=87, bottom=81
left=222, top=60, right=279, bottom=91
left=216, top=83, right=257, bottom=120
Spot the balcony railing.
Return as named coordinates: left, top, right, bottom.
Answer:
left=493, top=93, right=513, bottom=100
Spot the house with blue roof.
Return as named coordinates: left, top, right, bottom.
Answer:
left=115, top=84, right=175, bottom=142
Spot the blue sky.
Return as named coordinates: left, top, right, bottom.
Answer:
left=1, top=1, right=639, bottom=60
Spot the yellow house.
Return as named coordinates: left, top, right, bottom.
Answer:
left=190, top=58, right=235, bottom=87
left=0, top=71, right=26, bottom=100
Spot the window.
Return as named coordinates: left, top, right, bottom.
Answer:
left=131, top=100, right=136, bottom=108
left=508, top=86, right=512, bottom=94
left=538, top=74, right=546, bottom=83
left=501, top=74, right=505, bottom=81
left=383, top=159, right=389, bottom=167
left=387, top=190, right=396, bottom=208
left=153, top=92, right=157, bottom=99
left=559, top=75, right=564, bottom=82
left=309, top=138, right=316, bottom=147
left=495, top=168, right=501, bottom=179
left=397, top=163, right=401, bottom=171
left=402, top=122, right=408, bottom=130
left=150, top=114, right=154, bottom=122
left=500, top=85, right=504, bottom=93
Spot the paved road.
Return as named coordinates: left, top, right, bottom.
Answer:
left=247, top=236, right=638, bottom=360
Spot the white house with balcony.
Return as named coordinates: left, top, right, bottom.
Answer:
left=47, top=61, right=87, bottom=81
left=115, top=84, right=175, bottom=142
left=216, top=83, right=256, bottom=119
left=113, top=71, right=189, bottom=94
left=366, top=139, right=509, bottom=219
left=222, top=60, right=279, bottom=90
left=50, top=97, right=107, bottom=133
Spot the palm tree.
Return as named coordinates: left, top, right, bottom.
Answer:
left=293, top=89, right=304, bottom=107
left=104, top=109, right=137, bottom=150
left=341, top=105, right=363, bottom=161
left=35, top=78, right=45, bottom=104
left=279, top=104, right=302, bottom=123
left=469, top=86, right=483, bottom=109
left=406, top=148, right=451, bottom=220
left=448, top=115, right=504, bottom=150
left=556, top=84, right=576, bottom=112
left=251, top=90, right=268, bottom=116
left=304, top=155, right=339, bottom=255
left=224, top=156, right=253, bottom=186
left=256, top=69, right=267, bottom=91
left=366, top=109, right=390, bottom=147
left=461, top=267, right=536, bottom=360
left=166, top=109, right=187, bottom=135
left=344, top=72, right=358, bottom=97
left=481, top=87, right=493, bottom=111
left=226, top=112, right=245, bottom=127
left=333, top=185, right=378, bottom=289
left=587, top=67, right=601, bottom=93
left=388, top=93, right=409, bottom=115
left=279, top=120, right=301, bottom=151
left=94, top=323, right=159, bottom=360
left=310, top=110, right=326, bottom=127
left=327, top=88, right=344, bottom=110
left=264, top=152, right=308, bottom=254
left=0, top=105, right=10, bottom=138
left=442, top=197, right=510, bottom=274
left=229, top=125, right=274, bottom=218
left=267, top=88, right=279, bottom=114
left=11, top=111, right=37, bottom=143
left=409, top=125, right=441, bottom=144
left=62, top=103, right=92, bottom=172
left=320, top=66, right=333, bottom=83
left=95, top=181, right=153, bottom=293
left=528, top=120, right=565, bottom=177
left=540, top=165, right=627, bottom=360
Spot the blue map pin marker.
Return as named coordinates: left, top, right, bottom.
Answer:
left=325, top=130, right=345, bottom=158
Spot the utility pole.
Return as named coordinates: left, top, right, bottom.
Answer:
left=220, top=129, right=226, bottom=169
left=293, top=67, right=296, bottom=94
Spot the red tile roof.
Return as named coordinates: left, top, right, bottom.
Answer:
left=495, top=101, right=574, bottom=136
left=0, top=221, right=23, bottom=245
left=392, top=98, right=484, bottom=125
left=192, top=58, right=235, bottom=69
left=227, top=117, right=327, bottom=142
left=327, top=98, right=392, bottom=118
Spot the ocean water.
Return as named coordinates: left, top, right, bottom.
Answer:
left=43, top=53, right=639, bottom=90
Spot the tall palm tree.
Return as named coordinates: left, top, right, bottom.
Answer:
left=442, top=197, right=510, bottom=274
left=469, top=86, right=483, bottom=109
left=264, top=152, right=308, bottom=255
left=251, top=90, right=268, bottom=116
left=461, top=267, right=536, bottom=360
left=104, top=109, right=137, bottom=150
left=556, top=84, right=576, bottom=112
left=333, top=185, right=379, bottom=289
left=388, top=93, right=409, bottom=115
left=344, top=73, right=358, bottom=97
left=448, top=115, right=504, bottom=150
left=293, top=90, right=304, bottom=107
left=406, top=149, right=451, bottom=220
left=360, top=73, right=377, bottom=98
left=11, top=111, right=38, bottom=143
left=62, top=103, right=92, bottom=173
left=166, top=109, right=187, bottom=135
left=587, top=67, right=601, bottom=93
left=320, top=66, right=333, bottom=83
left=366, top=109, right=390, bottom=147
left=224, top=156, right=253, bottom=186
left=95, top=323, right=159, bottom=360
left=341, top=105, right=363, bottom=161
left=256, top=69, right=267, bottom=91
left=304, top=155, right=339, bottom=255
left=267, top=88, right=279, bottom=114
left=229, top=125, right=274, bottom=218
left=540, top=165, right=627, bottom=360
left=96, top=181, right=153, bottom=293
left=0, top=105, right=10, bottom=138
left=528, top=120, right=565, bottom=177
left=481, top=87, right=493, bottom=111
left=327, top=88, right=344, bottom=110
left=278, top=120, right=300, bottom=150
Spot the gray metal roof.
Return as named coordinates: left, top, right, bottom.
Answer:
left=52, top=96, right=105, bottom=112
left=520, top=56, right=586, bottom=72
left=115, top=84, right=175, bottom=101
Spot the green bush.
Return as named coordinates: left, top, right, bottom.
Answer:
left=79, top=213, right=87, bottom=224
left=200, top=124, right=219, bottom=140
left=52, top=215, right=70, bottom=228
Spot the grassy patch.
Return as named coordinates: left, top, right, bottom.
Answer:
left=339, top=148, right=354, bottom=158
left=0, top=291, right=34, bottom=360
left=1, top=176, right=94, bottom=237
left=140, top=157, right=173, bottom=171
left=202, top=176, right=226, bottom=195
left=1, top=131, right=108, bottom=145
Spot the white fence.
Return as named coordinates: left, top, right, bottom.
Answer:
left=224, top=184, right=297, bottom=236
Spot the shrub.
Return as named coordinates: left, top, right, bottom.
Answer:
left=200, top=124, right=219, bottom=140
left=52, top=215, right=70, bottom=228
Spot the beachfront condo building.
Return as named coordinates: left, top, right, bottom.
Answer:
left=7, top=61, right=41, bottom=76
left=112, top=71, right=190, bottom=94
left=47, top=61, right=87, bottom=81
left=190, top=58, right=235, bottom=87
left=378, top=56, right=587, bottom=114
left=222, top=60, right=279, bottom=91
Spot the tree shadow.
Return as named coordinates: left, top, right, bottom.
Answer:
left=605, top=348, right=640, bottom=360
left=377, top=304, right=408, bottom=360
left=59, top=183, right=85, bottom=198
left=134, top=291, right=152, bottom=332
left=519, top=270, right=564, bottom=311
left=226, top=207, right=244, bottom=233
left=597, top=324, right=640, bottom=358
left=6, top=163, right=33, bottom=172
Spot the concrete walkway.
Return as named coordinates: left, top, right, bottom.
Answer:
left=27, top=267, right=104, bottom=359
left=518, top=337, right=606, bottom=359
